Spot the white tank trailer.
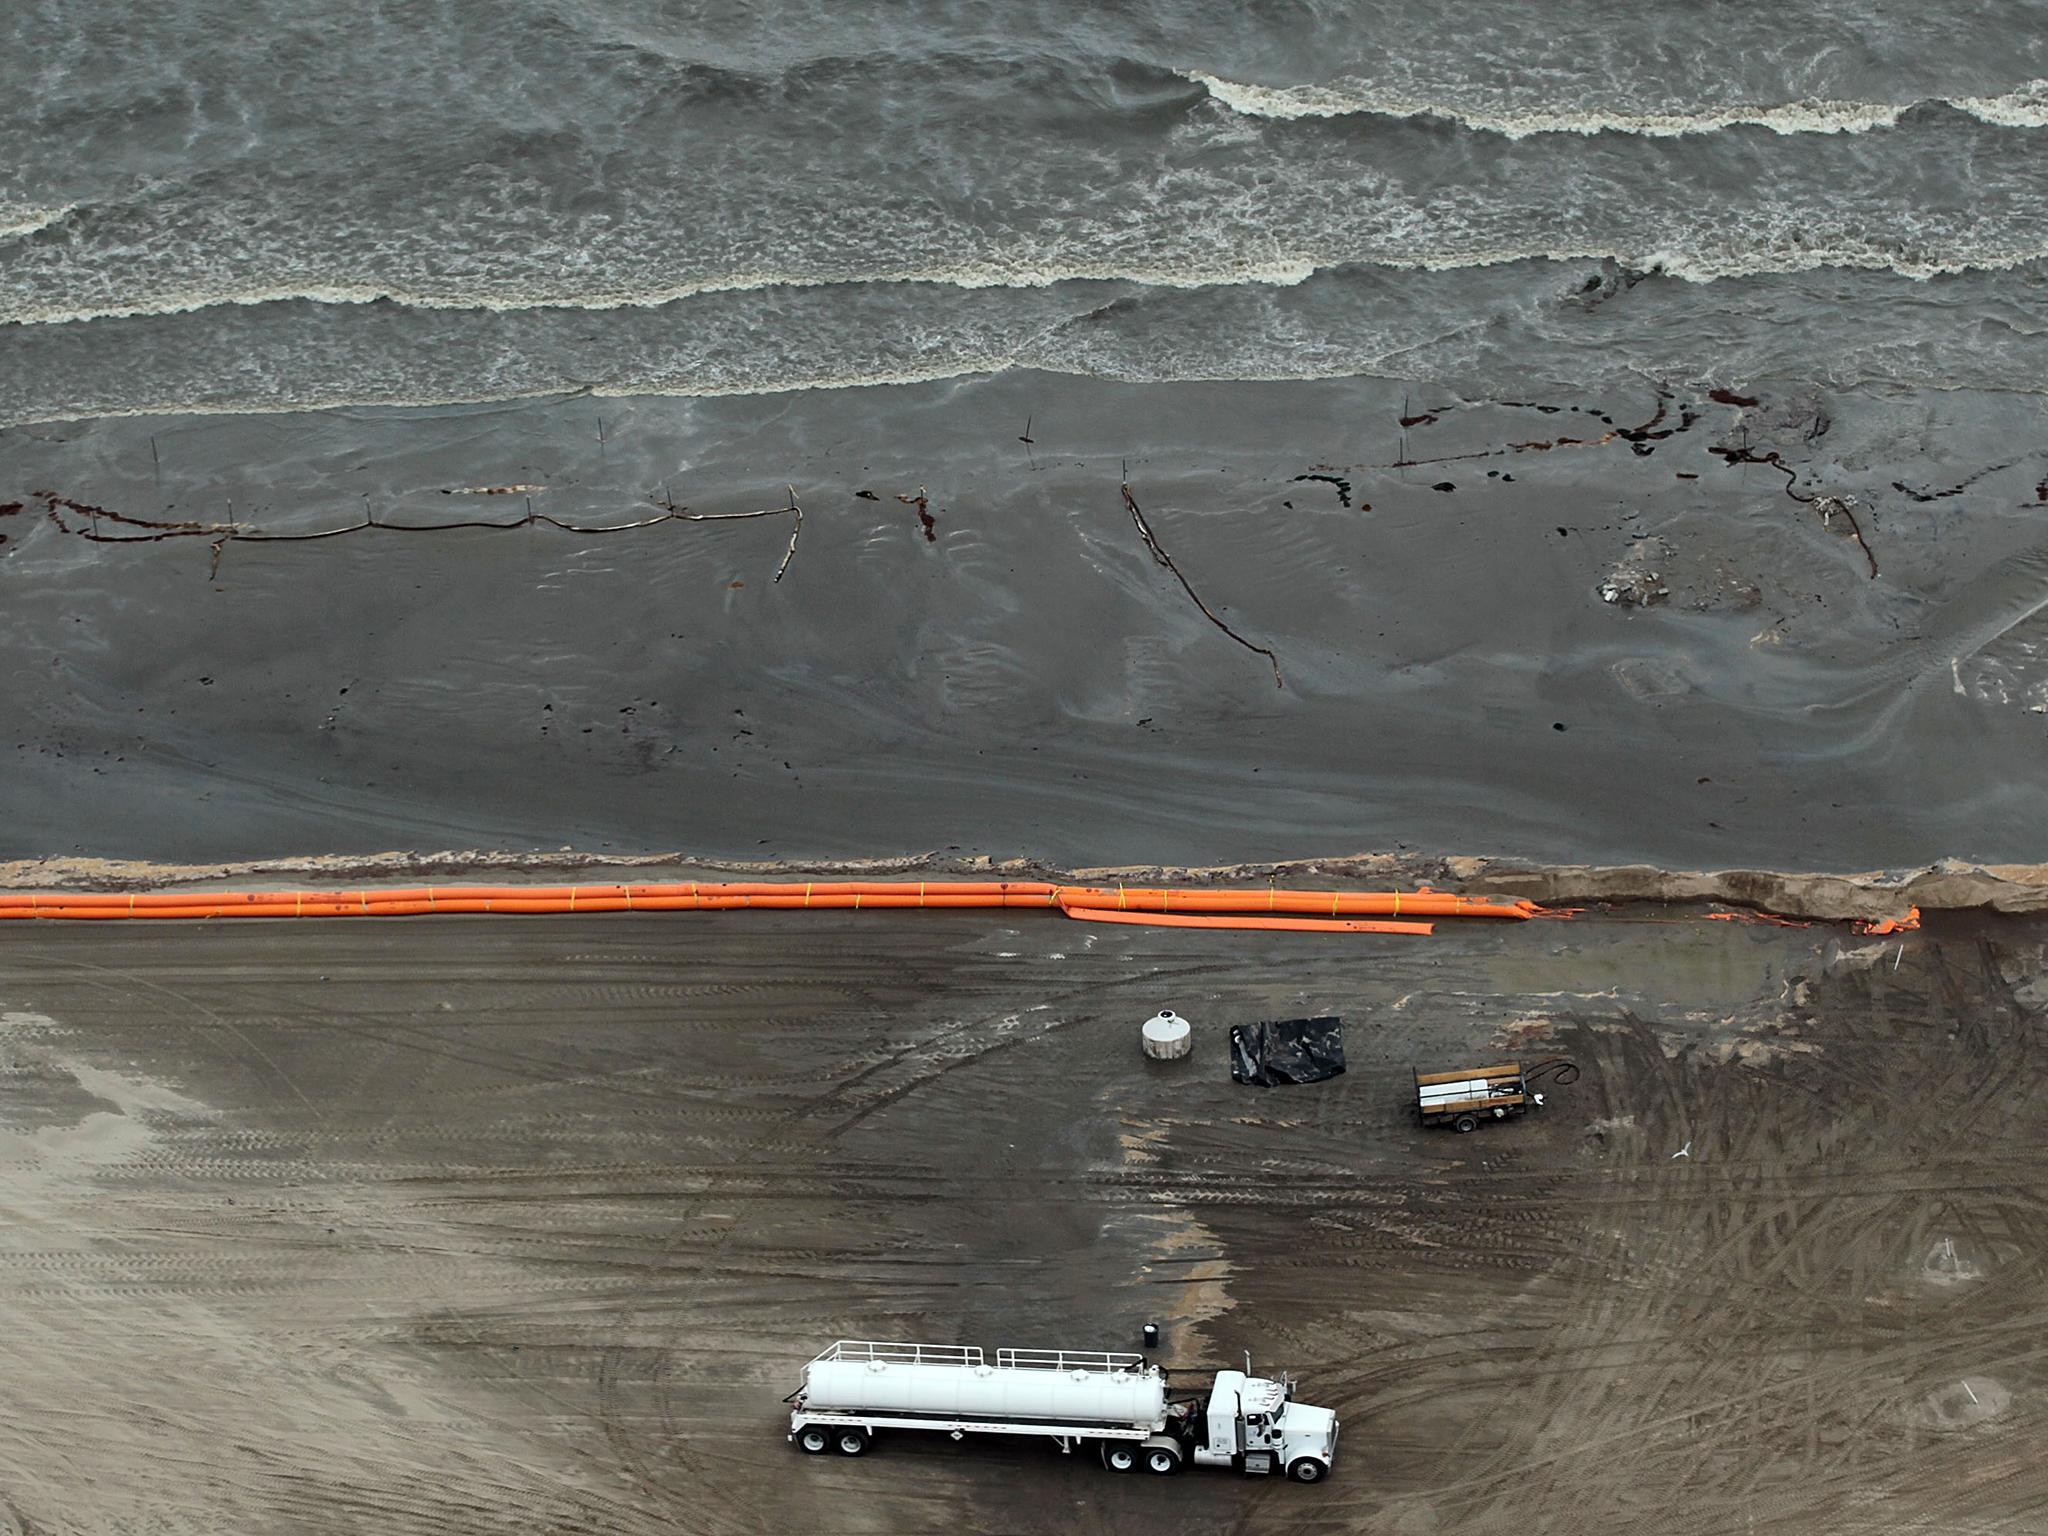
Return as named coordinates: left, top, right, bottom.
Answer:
left=787, top=1340, right=1339, bottom=1482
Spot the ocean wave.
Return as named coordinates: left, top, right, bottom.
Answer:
left=24, top=338, right=2048, bottom=430
left=1184, top=70, right=2048, bottom=139
left=0, top=357, right=1020, bottom=427
left=0, top=203, right=76, bottom=240
left=8, top=231, right=2047, bottom=332
left=1956, top=79, right=2048, bottom=128
left=0, top=259, right=1318, bottom=328
left=15, top=283, right=2048, bottom=427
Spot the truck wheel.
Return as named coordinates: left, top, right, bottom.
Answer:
left=1454, top=1114, right=1477, bottom=1133
left=1288, top=1457, right=1326, bottom=1483
left=1101, top=1444, right=1138, bottom=1473
left=797, top=1427, right=831, bottom=1455
left=834, top=1428, right=871, bottom=1456
left=1145, top=1446, right=1182, bottom=1475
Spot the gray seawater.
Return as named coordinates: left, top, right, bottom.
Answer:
left=3, top=0, right=2047, bottom=420
left=5, top=0, right=2048, bottom=871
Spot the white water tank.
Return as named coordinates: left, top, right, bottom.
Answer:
left=804, top=1353, right=1166, bottom=1428
left=1142, top=1009, right=1192, bottom=1061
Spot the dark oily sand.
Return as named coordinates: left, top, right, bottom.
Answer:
left=4, top=372, right=2047, bottom=870
left=0, top=911, right=2042, bottom=1533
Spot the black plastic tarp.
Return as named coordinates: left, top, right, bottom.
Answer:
left=1229, top=1016, right=1345, bottom=1086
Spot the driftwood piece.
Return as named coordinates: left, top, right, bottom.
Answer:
left=32, top=488, right=805, bottom=584
left=1121, top=480, right=1283, bottom=690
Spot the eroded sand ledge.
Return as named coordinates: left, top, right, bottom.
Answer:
left=5, top=847, right=2043, bottom=923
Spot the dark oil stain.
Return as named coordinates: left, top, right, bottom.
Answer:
left=1614, top=393, right=1701, bottom=456
left=33, top=492, right=220, bottom=544
left=1292, top=472, right=1352, bottom=507
left=1709, top=388, right=1760, bottom=407
left=1890, top=460, right=2019, bottom=502
left=1711, top=443, right=1799, bottom=484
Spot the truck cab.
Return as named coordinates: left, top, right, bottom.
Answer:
left=1188, top=1369, right=1337, bottom=1482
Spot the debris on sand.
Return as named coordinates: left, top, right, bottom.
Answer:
left=1598, top=539, right=1671, bottom=607
left=1810, top=494, right=1879, bottom=577
left=1230, top=1017, right=1345, bottom=1086
left=29, top=487, right=806, bottom=583
left=895, top=485, right=938, bottom=542
left=1120, top=479, right=1284, bottom=689
left=1390, top=389, right=1698, bottom=470
left=1705, top=445, right=1878, bottom=578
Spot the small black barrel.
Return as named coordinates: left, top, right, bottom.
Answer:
left=1141, top=1323, right=1160, bottom=1350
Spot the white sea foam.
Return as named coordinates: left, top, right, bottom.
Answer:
left=0, top=203, right=75, bottom=240
left=0, top=357, right=1023, bottom=428
left=1613, top=238, right=2048, bottom=284
left=1185, top=69, right=2048, bottom=139
left=0, top=256, right=1319, bottom=329
left=1956, top=79, right=2048, bottom=128
left=12, top=281, right=2048, bottom=427
left=8, top=231, right=2048, bottom=334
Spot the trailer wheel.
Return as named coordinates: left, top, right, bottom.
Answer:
left=834, top=1428, right=871, bottom=1456
left=1454, top=1114, right=1477, bottom=1133
left=1288, top=1457, right=1326, bottom=1483
left=1145, top=1446, right=1182, bottom=1475
left=797, top=1428, right=831, bottom=1455
left=1101, top=1444, right=1138, bottom=1473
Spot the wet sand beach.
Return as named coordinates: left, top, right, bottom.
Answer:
left=6, top=373, right=2047, bottom=874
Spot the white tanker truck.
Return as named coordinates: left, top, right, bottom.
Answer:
left=787, top=1340, right=1339, bottom=1482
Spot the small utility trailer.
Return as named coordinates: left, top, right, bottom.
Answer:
left=1415, top=1058, right=1576, bottom=1132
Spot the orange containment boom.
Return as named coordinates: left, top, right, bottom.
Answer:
left=0, top=880, right=1541, bottom=935
left=1062, top=907, right=1435, bottom=936
left=1056, top=887, right=1533, bottom=919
